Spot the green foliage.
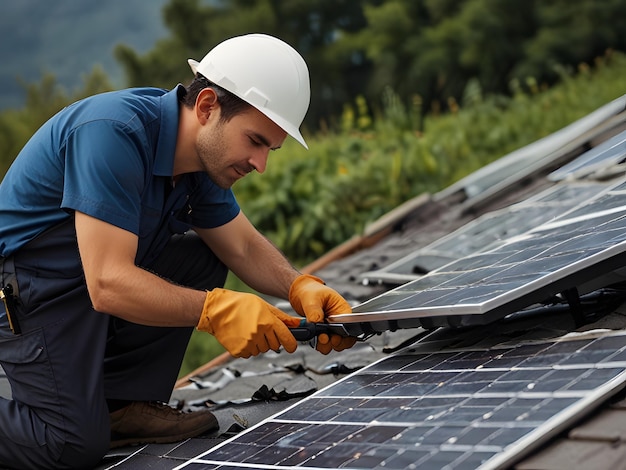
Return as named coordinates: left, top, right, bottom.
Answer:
left=342, top=0, right=626, bottom=118
left=516, top=0, right=626, bottom=84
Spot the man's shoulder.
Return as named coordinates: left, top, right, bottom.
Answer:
left=87, top=86, right=169, bottom=102
left=74, top=87, right=168, bottom=117
left=54, top=87, right=175, bottom=138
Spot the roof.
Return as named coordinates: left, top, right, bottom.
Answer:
left=103, top=95, right=626, bottom=469
left=2, top=95, right=626, bottom=469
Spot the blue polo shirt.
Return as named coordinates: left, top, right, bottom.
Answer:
left=0, top=85, right=240, bottom=265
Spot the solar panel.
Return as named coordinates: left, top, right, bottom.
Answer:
left=548, top=129, right=626, bottom=182
left=335, top=178, right=626, bottom=330
left=360, top=182, right=610, bottom=286
left=435, top=95, right=626, bottom=205
left=175, top=331, right=626, bottom=469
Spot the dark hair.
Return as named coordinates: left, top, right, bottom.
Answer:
left=180, top=74, right=252, bottom=122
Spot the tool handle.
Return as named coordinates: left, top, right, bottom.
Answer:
left=289, top=322, right=319, bottom=341
left=289, top=320, right=354, bottom=342
left=1, top=284, right=21, bottom=335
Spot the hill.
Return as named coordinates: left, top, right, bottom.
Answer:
left=0, top=0, right=168, bottom=110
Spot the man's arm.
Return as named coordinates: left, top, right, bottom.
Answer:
left=77, top=209, right=353, bottom=355
left=195, top=211, right=299, bottom=299
left=75, top=211, right=206, bottom=326
left=76, top=210, right=299, bottom=357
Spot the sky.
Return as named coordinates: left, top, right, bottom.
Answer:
left=0, top=0, right=169, bottom=109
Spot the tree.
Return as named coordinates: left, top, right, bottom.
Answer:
left=352, top=0, right=626, bottom=115
left=515, top=0, right=626, bottom=84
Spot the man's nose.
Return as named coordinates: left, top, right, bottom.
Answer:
left=249, top=150, right=269, bottom=174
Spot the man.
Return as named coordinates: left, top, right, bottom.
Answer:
left=0, top=33, right=355, bottom=469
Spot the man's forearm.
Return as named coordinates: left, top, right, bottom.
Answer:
left=89, top=263, right=207, bottom=327
left=195, top=212, right=301, bottom=300
left=228, top=231, right=300, bottom=299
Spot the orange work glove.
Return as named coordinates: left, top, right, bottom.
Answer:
left=288, top=274, right=357, bottom=354
left=197, top=289, right=302, bottom=358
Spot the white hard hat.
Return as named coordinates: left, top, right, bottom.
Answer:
left=188, top=33, right=310, bottom=149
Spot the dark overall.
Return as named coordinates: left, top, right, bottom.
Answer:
left=0, top=219, right=227, bottom=469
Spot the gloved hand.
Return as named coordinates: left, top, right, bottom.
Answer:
left=197, top=288, right=301, bottom=358
left=289, top=274, right=357, bottom=354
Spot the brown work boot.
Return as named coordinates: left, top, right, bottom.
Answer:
left=109, top=401, right=218, bottom=448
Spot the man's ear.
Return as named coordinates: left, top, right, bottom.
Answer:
left=196, top=88, right=220, bottom=124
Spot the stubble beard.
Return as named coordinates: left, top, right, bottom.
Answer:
left=196, top=124, right=234, bottom=190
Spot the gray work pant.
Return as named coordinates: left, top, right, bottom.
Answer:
left=0, top=222, right=227, bottom=469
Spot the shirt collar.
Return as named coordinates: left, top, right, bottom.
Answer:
left=153, top=84, right=184, bottom=177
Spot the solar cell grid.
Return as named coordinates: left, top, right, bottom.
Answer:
left=177, top=333, right=626, bottom=470
left=337, top=178, right=626, bottom=328
left=360, top=182, right=611, bottom=285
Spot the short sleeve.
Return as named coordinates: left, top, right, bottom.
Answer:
left=61, top=120, right=149, bottom=235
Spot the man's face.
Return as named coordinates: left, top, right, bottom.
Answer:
left=196, top=106, right=287, bottom=189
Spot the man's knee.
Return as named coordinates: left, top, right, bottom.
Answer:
left=58, top=441, right=109, bottom=469
left=55, top=422, right=110, bottom=469
left=36, top=405, right=111, bottom=469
